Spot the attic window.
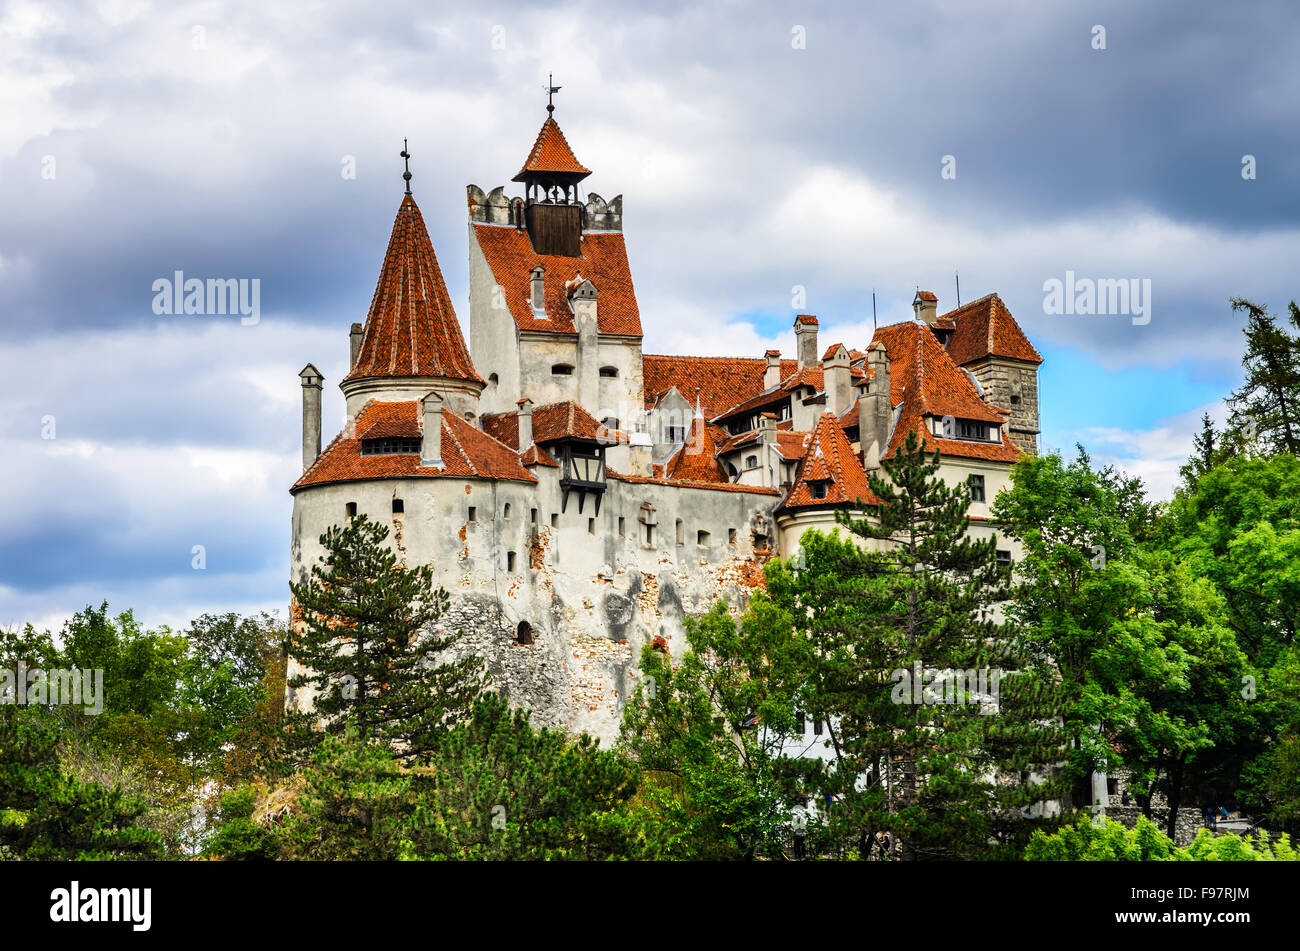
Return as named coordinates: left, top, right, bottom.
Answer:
left=599, top=366, right=619, bottom=378
left=361, top=436, right=421, bottom=455
left=552, top=364, right=574, bottom=376
left=809, top=481, right=828, bottom=500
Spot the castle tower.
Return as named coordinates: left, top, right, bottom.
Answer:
left=466, top=97, right=644, bottom=424
left=340, top=184, right=484, bottom=421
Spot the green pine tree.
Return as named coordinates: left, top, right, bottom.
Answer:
left=288, top=514, right=485, bottom=761
left=1225, top=297, right=1300, bottom=456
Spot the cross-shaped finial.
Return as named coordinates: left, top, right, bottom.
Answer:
left=400, top=138, right=412, bottom=195
left=545, top=73, right=561, bottom=114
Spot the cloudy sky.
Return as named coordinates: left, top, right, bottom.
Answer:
left=2, top=0, right=1298, bottom=632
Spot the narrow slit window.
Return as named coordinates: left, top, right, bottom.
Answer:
left=468, top=506, right=477, bottom=523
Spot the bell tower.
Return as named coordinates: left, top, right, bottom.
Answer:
left=511, top=77, right=591, bottom=256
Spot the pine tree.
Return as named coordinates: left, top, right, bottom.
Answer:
left=1179, top=413, right=1221, bottom=487
left=1226, top=297, right=1300, bottom=455
left=789, top=431, right=1066, bottom=859
left=288, top=514, right=485, bottom=761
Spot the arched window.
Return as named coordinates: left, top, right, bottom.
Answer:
left=489, top=373, right=499, bottom=387
left=552, top=364, right=574, bottom=376
left=745, top=455, right=758, bottom=469
left=599, top=366, right=619, bottom=378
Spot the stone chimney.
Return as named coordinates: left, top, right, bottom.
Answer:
left=516, top=397, right=533, bottom=449
left=764, top=349, right=782, bottom=389
left=420, top=390, right=444, bottom=466
left=348, top=323, right=363, bottom=369
left=859, top=341, right=892, bottom=469
left=822, top=343, right=851, bottom=418
left=912, top=291, right=938, bottom=326
left=570, top=278, right=599, bottom=412
left=794, top=315, right=819, bottom=369
left=298, top=364, right=323, bottom=472
left=759, top=412, right=779, bottom=488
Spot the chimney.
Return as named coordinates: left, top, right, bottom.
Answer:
left=516, top=397, right=533, bottom=449
left=822, top=343, right=851, bottom=418
left=764, top=349, right=782, bottom=389
left=912, top=291, right=938, bottom=326
left=298, top=364, right=323, bottom=472
left=570, top=278, right=599, bottom=412
left=859, top=341, right=891, bottom=469
left=348, top=323, right=363, bottom=369
left=794, top=315, right=819, bottom=369
left=421, top=390, right=444, bottom=466
left=759, top=412, right=778, bottom=487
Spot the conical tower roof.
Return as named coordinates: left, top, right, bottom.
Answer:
left=344, top=194, right=482, bottom=385
left=512, top=115, right=591, bottom=183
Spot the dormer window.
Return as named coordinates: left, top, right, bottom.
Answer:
left=530, top=267, right=546, bottom=312
left=361, top=436, right=422, bottom=455
left=809, top=481, right=828, bottom=500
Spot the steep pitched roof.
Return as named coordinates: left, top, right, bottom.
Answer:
left=642, top=355, right=798, bottom=418
left=512, top=115, right=592, bottom=182
left=710, top=362, right=868, bottom=425
left=471, top=225, right=642, bottom=336
left=664, top=413, right=730, bottom=484
left=345, top=195, right=483, bottom=385
left=292, top=401, right=537, bottom=492
left=871, top=320, right=1020, bottom=464
left=778, top=412, right=881, bottom=513
left=941, top=293, right=1042, bottom=366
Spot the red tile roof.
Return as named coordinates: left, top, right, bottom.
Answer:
left=512, top=115, right=592, bottom=181
left=710, top=362, right=867, bottom=424
left=941, top=293, right=1042, bottom=366
left=482, top=401, right=626, bottom=448
left=292, top=401, right=536, bottom=492
left=642, top=354, right=799, bottom=418
left=871, top=321, right=1020, bottom=464
left=608, top=469, right=780, bottom=496
left=520, top=444, right=559, bottom=468
left=778, top=413, right=881, bottom=513
left=665, top=415, right=730, bottom=484
left=795, top=314, right=819, bottom=325
left=915, top=290, right=938, bottom=302
left=472, top=225, right=642, bottom=336
left=344, top=195, right=483, bottom=386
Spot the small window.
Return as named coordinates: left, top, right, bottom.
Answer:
left=665, top=425, right=686, bottom=443
left=391, top=498, right=404, bottom=514
left=599, top=366, right=619, bottom=378
left=516, top=620, right=535, bottom=645
left=530, top=507, right=538, bottom=524
left=745, top=455, right=758, bottom=469
left=675, top=519, right=684, bottom=545
left=507, top=551, right=517, bottom=572
left=551, top=513, right=559, bottom=528
left=813, top=719, right=823, bottom=736
left=1010, top=394, right=1020, bottom=405
left=809, top=481, right=827, bottom=500
left=728, top=528, right=737, bottom=545
left=968, top=474, right=986, bottom=503
left=796, top=713, right=805, bottom=735
left=602, top=417, right=620, bottom=431
left=645, top=523, right=655, bottom=546
left=697, top=530, right=710, bottom=546
left=996, top=549, right=1012, bottom=568
left=618, top=517, right=625, bottom=536
left=468, top=506, right=477, bottom=522
left=489, top=373, right=499, bottom=387
left=503, top=503, right=512, bottom=519
left=346, top=502, right=358, bottom=519
left=588, top=518, right=595, bottom=535
left=552, top=364, right=574, bottom=376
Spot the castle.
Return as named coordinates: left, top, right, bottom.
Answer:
left=287, top=101, right=1044, bottom=744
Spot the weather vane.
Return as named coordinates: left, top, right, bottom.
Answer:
left=400, top=138, right=412, bottom=195
left=544, top=73, right=561, bottom=114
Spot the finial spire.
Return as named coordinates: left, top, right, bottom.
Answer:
left=545, top=73, right=561, bottom=114
left=400, top=138, right=412, bottom=195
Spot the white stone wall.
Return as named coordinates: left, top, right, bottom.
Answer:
left=289, top=470, right=778, bottom=743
